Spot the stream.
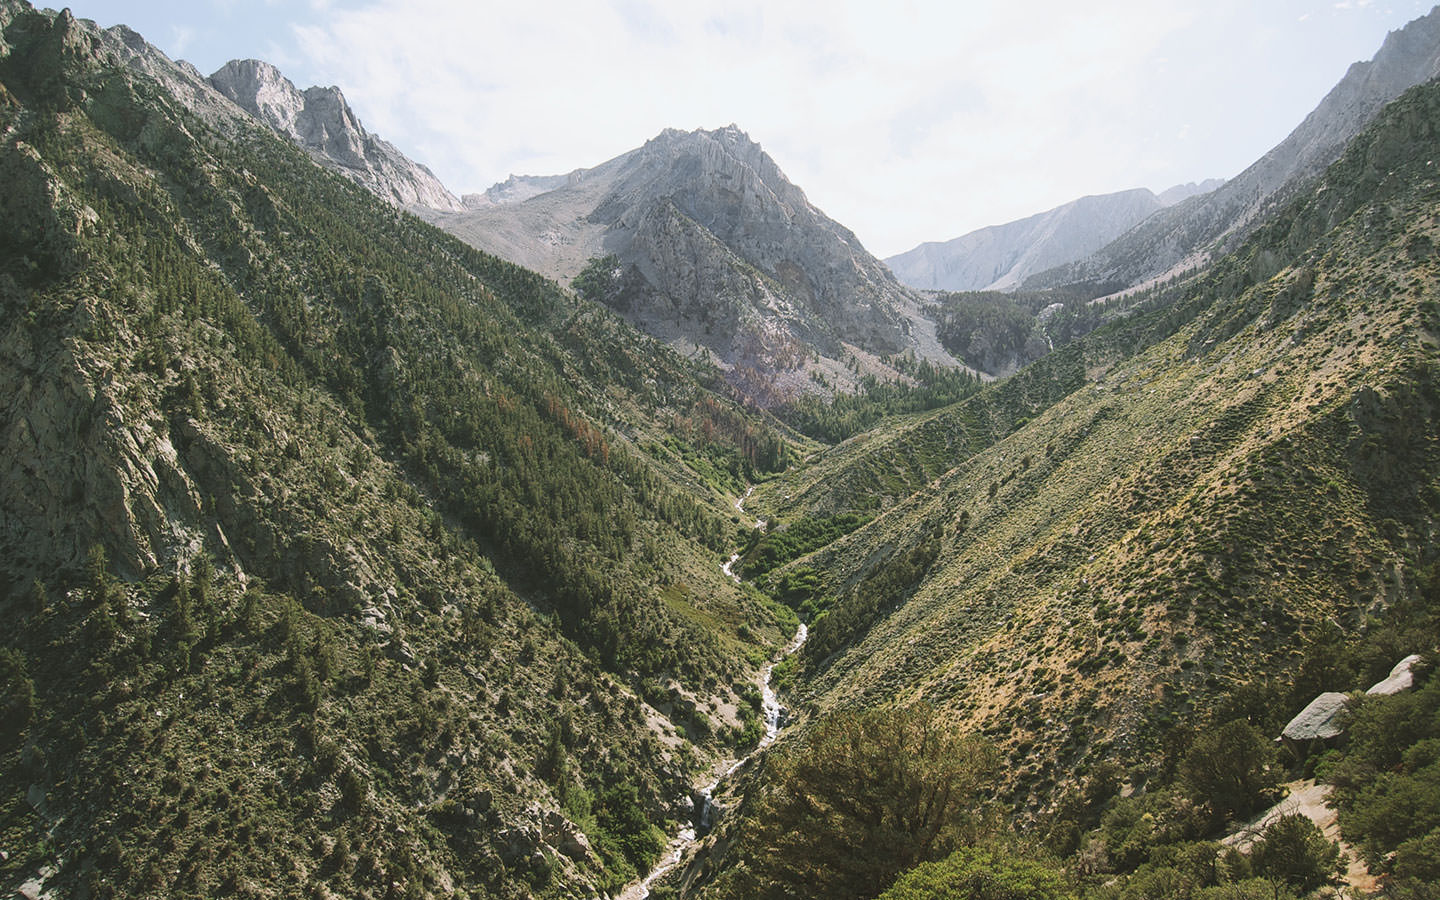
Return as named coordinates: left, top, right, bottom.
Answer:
left=721, top=487, right=765, bottom=584
left=620, top=622, right=808, bottom=900
left=619, top=486, right=803, bottom=899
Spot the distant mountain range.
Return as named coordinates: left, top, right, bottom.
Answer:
left=185, top=4, right=1440, bottom=386
left=883, top=181, right=1223, bottom=293
left=1024, top=4, right=1440, bottom=293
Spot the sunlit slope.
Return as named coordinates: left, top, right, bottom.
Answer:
left=776, top=80, right=1440, bottom=810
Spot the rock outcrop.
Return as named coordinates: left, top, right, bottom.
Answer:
left=209, top=59, right=464, bottom=212
left=462, top=172, right=577, bottom=208
left=426, top=125, right=959, bottom=401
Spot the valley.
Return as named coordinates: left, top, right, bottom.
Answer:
left=2, top=3, right=1440, bottom=900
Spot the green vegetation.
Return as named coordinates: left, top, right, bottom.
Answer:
left=935, top=292, right=1052, bottom=375
left=740, top=513, right=871, bottom=580
left=1322, top=566, right=1440, bottom=897
left=7, top=4, right=1440, bottom=900
left=689, top=75, right=1440, bottom=900
left=877, top=848, right=1073, bottom=900
left=701, top=704, right=1000, bottom=900
left=774, top=360, right=983, bottom=444
left=1250, top=815, right=1340, bottom=893
left=0, top=7, right=798, bottom=896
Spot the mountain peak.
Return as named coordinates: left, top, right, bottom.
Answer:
left=426, top=124, right=958, bottom=400
left=208, top=58, right=464, bottom=212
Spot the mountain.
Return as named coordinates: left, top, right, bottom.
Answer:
left=884, top=188, right=1170, bottom=293
left=208, top=58, right=465, bottom=212
left=462, top=172, right=578, bottom=208
left=1025, top=4, right=1440, bottom=293
left=423, top=125, right=960, bottom=403
left=1156, top=177, right=1225, bottom=206
left=0, top=5, right=799, bottom=897
left=884, top=181, right=1227, bottom=294
left=684, top=75, right=1440, bottom=900
left=6, top=3, right=1440, bottom=900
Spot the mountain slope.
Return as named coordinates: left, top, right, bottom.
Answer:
left=0, top=5, right=799, bottom=897
left=1025, top=4, right=1440, bottom=294
left=885, top=188, right=1169, bottom=292
left=685, top=77, right=1440, bottom=898
left=424, top=126, right=959, bottom=402
left=208, top=58, right=465, bottom=212
left=673, top=75, right=1440, bottom=900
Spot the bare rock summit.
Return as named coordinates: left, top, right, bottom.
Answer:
left=209, top=59, right=464, bottom=212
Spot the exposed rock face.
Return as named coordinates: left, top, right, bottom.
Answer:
left=1366, top=654, right=1423, bottom=696
left=1026, top=5, right=1440, bottom=292
left=1283, top=692, right=1350, bottom=744
left=885, top=188, right=1169, bottom=292
left=95, top=24, right=251, bottom=130
left=209, top=59, right=464, bottom=212
left=426, top=125, right=958, bottom=400
left=462, top=172, right=577, bottom=208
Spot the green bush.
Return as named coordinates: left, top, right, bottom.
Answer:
left=1192, top=878, right=1298, bottom=900
left=877, top=847, right=1073, bottom=900
left=1179, top=720, right=1278, bottom=823
left=740, top=703, right=999, bottom=899
left=1249, top=814, right=1339, bottom=892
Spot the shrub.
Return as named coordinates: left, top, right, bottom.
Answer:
left=740, top=703, right=999, bottom=899
left=1179, top=719, right=1278, bottom=822
left=877, top=847, right=1073, bottom=900
left=1249, top=814, right=1339, bottom=892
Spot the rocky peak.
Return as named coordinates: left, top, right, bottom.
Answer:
left=425, top=124, right=959, bottom=401
left=208, top=59, right=306, bottom=138
left=1156, top=178, right=1225, bottom=206
left=462, top=172, right=579, bottom=208
left=627, top=125, right=812, bottom=226
left=208, top=58, right=464, bottom=212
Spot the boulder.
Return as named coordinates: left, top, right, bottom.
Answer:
left=1366, top=653, right=1422, bottom=696
left=1280, top=691, right=1349, bottom=757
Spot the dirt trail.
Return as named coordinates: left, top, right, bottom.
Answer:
left=1221, top=779, right=1377, bottom=893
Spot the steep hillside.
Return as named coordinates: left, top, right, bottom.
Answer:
left=885, top=188, right=1169, bottom=292
left=684, top=76, right=1440, bottom=899
left=0, top=5, right=801, bottom=898
left=208, top=58, right=465, bottom=212
left=1026, top=4, right=1440, bottom=294
left=424, top=126, right=959, bottom=403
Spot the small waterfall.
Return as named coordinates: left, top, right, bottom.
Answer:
left=621, top=621, right=808, bottom=899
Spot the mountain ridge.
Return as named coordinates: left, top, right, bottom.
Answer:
left=1023, top=4, right=1440, bottom=294
left=885, top=188, right=1171, bottom=293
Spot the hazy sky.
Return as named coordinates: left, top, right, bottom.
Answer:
left=72, top=1, right=1434, bottom=257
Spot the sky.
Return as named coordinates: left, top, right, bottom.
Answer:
left=69, top=0, right=1436, bottom=258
